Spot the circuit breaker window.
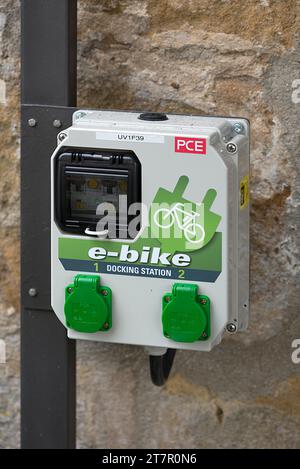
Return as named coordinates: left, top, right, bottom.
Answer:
left=55, top=149, right=141, bottom=237
left=66, top=173, right=128, bottom=220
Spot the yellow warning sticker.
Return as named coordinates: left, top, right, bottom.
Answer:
left=240, top=175, right=249, bottom=209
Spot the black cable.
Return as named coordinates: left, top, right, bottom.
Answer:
left=149, top=348, right=176, bottom=386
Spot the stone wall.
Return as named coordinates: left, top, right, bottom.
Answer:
left=0, top=0, right=300, bottom=448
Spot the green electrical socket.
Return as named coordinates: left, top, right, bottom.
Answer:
left=162, top=283, right=210, bottom=343
left=64, top=274, right=112, bottom=333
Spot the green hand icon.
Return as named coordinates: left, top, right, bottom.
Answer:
left=150, top=176, right=221, bottom=252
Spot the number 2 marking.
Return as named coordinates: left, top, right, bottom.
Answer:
left=178, top=269, right=185, bottom=279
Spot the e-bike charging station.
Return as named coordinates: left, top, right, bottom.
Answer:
left=21, top=1, right=249, bottom=449
left=51, top=110, right=249, bottom=352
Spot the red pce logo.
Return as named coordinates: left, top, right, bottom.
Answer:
left=175, top=136, right=207, bottom=155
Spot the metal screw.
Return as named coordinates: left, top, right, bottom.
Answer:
left=202, top=332, right=207, bottom=338
left=199, top=298, right=207, bottom=305
left=28, top=288, right=37, bottom=297
left=101, top=289, right=108, bottom=296
left=164, top=296, right=172, bottom=303
left=226, top=142, right=237, bottom=154
left=226, top=323, right=237, bottom=334
left=103, top=322, right=109, bottom=330
left=74, top=111, right=86, bottom=120
left=58, top=131, right=67, bottom=142
left=28, top=118, right=37, bottom=127
left=233, top=122, right=244, bottom=134
left=67, top=287, right=73, bottom=294
left=53, top=119, right=62, bottom=128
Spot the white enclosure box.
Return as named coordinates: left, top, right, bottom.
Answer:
left=51, top=110, right=250, bottom=351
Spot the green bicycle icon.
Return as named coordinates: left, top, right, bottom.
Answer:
left=150, top=176, right=221, bottom=252
left=154, top=203, right=205, bottom=244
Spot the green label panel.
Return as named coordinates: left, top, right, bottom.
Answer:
left=58, top=232, right=222, bottom=282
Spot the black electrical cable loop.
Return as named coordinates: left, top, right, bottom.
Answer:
left=149, top=348, right=176, bottom=386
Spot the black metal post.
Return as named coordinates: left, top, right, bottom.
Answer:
left=21, top=0, right=77, bottom=449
